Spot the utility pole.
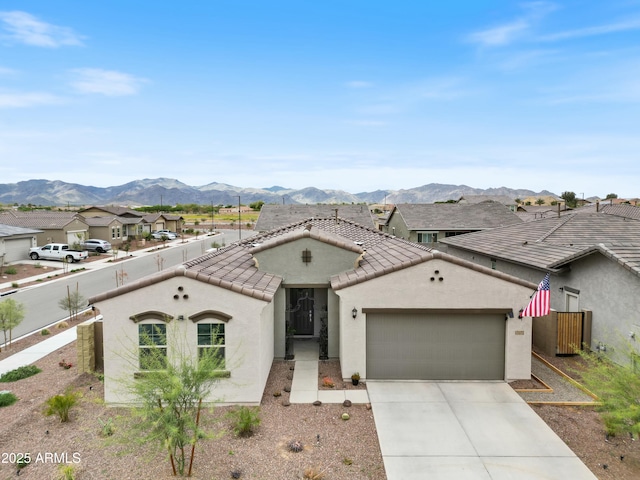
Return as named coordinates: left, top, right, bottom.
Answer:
left=211, top=200, right=216, bottom=233
left=237, top=195, right=241, bottom=241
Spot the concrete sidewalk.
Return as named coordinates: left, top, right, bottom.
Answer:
left=0, top=326, right=78, bottom=376
left=289, top=339, right=369, bottom=404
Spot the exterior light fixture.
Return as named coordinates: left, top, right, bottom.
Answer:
left=352, top=307, right=358, bottom=319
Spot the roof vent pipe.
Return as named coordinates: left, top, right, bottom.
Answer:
left=596, top=201, right=599, bottom=212
left=334, top=208, right=339, bottom=224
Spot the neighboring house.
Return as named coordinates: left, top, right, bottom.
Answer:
left=441, top=213, right=640, bottom=365
left=79, top=206, right=184, bottom=239
left=458, top=195, right=518, bottom=212
left=254, top=204, right=377, bottom=232
left=516, top=205, right=568, bottom=222
left=382, top=201, right=522, bottom=246
left=90, top=217, right=536, bottom=405
left=142, top=213, right=184, bottom=234
left=0, top=211, right=89, bottom=246
left=219, top=206, right=254, bottom=214
left=83, top=216, right=127, bottom=246
left=0, top=224, right=41, bottom=263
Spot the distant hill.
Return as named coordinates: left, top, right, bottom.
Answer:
left=0, top=178, right=555, bottom=207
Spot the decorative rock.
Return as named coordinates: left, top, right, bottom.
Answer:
left=343, top=399, right=352, bottom=407
left=273, top=391, right=282, bottom=397
left=313, top=400, right=322, bottom=406
left=341, top=413, right=350, bottom=420
left=283, top=386, right=291, bottom=393
left=281, top=400, right=291, bottom=407
left=365, top=403, right=372, bottom=410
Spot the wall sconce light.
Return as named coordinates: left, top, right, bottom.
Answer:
left=352, top=307, right=358, bottom=319
left=177, top=315, right=184, bottom=321
left=507, top=310, right=514, bottom=319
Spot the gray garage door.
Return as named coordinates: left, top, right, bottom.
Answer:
left=366, top=312, right=505, bottom=380
left=4, top=238, right=33, bottom=263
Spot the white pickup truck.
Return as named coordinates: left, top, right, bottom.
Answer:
left=29, top=243, right=89, bottom=263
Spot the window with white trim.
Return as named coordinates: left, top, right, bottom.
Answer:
left=417, top=231, right=438, bottom=243
left=197, top=323, right=225, bottom=369
left=138, top=323, right=167, bottom=370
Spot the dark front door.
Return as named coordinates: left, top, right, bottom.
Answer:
left=291, top=288, right=314, bottom=336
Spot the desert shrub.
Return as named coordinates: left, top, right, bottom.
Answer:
left=57, top=321, right=69, bottom=329
left=0, top=391, right=18, bottom=407
left=0, top=365, right=42, bottom=382
left=4, top=266, right=17, bottom=275
left=57, top=463, right=76, bottom=480
left=98, top=417, right=115, bottom=436
left=41, top=328, right=50, bottom=335
left=45, top=389, right=80, bottom=422
left=303, top=466, right=325, bottom=479
left=11, top=282, right=19, bottom=288
left=228, top=406, right=261, bottom=437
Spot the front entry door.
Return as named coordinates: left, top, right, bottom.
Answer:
left=291, top=288, right=314, bottom=336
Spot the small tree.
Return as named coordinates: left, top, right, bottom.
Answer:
left=576, top=347, right=640, bottom=438
left=122, top=329, right=226, bottom=476
left=535, top=198, right=545, bottom=205
left=58, top=285, right=86, bottom=323
left=0, top=298, right=25, bottom=348
left=605, top=193, right=618, bottom=200
left=561, top=191, right=577, bottom=208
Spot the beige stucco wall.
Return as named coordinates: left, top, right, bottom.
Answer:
left=254, top=237, right=360, bottom=285
left=100, top=276, right=272, bottom=405
left=335, top=258, right=534, bottom=382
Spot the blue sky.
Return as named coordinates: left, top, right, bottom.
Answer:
left=1, top=1, right=639, bottom=198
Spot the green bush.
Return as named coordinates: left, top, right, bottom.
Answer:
left=11, top=282, right=19, bottom=288
left=41, top=328, right=50, bottom=335
left=0, top=365, right=42, bottom=383
left=228, top=406, right=261, bottom=437
left=4, top=266, right=17, bottom=275
left=57, top=463, right=76, bottom=480
left=0, top=391, right=18, bottom=407
left=45, top=389, right=80, bottom=422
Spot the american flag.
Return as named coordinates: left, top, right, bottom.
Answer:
left=520, top=273, right=550, bottom=318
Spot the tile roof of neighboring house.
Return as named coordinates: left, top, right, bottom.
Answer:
left=458, top=195, right=516, bottom=205
left=143, top=213, right=183, bottom=223
left=0, top=224, right=42, bottom=237
left=254, top=204, right=376, bottom=231
left=79, top=206, right=143, bottom=216
left=441, top=213, right=640, bottom=275
left=0, top=211, right=86, bottom=229
left=83, top=216, right=126, bottom=227
left=89, top=217, right=536, bottom=305
left=572, top=203, right=640, bottom=220
left=390, top=201, right=523, bottom=231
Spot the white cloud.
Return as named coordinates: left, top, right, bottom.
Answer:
left=69, top=68, right=147, bottom=96
left=468, top=1, right=558, bottom=47
left=0, top=92, right=63, bottom=108
left=540, top=18, right=640, bottom=42
left=0, top=11, right=83, bottom=48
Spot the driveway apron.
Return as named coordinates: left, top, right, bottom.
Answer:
left=367, top=381, right=596, bottom=480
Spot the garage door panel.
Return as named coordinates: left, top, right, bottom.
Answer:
left=367, top=313, right=505, bottom=380
left=4, top=238, right=32, bottom=263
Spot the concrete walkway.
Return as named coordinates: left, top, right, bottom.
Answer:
left=0, top=326, right=78, bottom=376
left=368, top=381, right=597, bottom=480
left=289, top=339, right=369, bottom=404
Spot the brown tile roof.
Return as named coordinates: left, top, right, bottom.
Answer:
left=254, top=204, right=376, bottom=231
left=0, top=211, right=85, bottom=229
left=0, top=224, right=42, bottom=237
left=390, top=201, right=523, bottom=231
left=441, top=213, right=640, bottom=274
left=79, top=206, right=142, bottom=217
left=89, top=216, right=537, bottom=305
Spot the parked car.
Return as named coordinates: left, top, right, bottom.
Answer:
left=29, top=243, right=88, bottom=263
left=81, top=239, right=112, bottom=253
left=151, top=230, right=177, bottom=240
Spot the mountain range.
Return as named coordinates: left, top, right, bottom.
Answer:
left=0, top=178, right=557, bottom=207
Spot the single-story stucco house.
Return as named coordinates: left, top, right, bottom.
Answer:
left=90, top=217, right=538, bottom=405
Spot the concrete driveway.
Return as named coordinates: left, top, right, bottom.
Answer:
left=367, top=381, right=596, bottom=480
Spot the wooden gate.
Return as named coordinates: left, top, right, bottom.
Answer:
left=557, top=312, right=584, bottom=354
